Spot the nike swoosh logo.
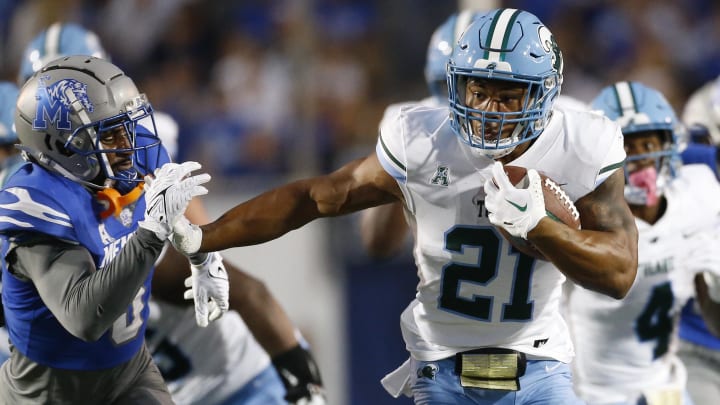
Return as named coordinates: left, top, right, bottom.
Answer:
left=208, top=265, right=228, bottom=280
left=506, top=199, right=527, bottom=212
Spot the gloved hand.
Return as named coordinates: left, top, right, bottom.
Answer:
left=483, top=161, right=546, bottom=239
left=138, top=161, right=210, bottom=240
left=183, top=251, right=229, bottom=327
left=171, top=216, right=203, bottom=255
left=272, top=345, right=327, bottom=404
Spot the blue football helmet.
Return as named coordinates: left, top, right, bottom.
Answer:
left=15, top=56, right=160, bottom=192
left=590, top=81, right=682, bottom=204
left=0, top=82, right=19, bottom=146
left=447, top=8, right=563, bottom=158
left=425, top=10, right=485, bottom=104
left=18, top=22, right=108, bottom=85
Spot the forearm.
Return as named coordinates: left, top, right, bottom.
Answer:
left=200, top=180, right=320, bottom=252
left=226, top=264, right=297, bottom=355
left=15, top=229, right=164, bottom=341
left=529, top=218, right=638, bottom=299
left=198, top=157, right=396, bottom=253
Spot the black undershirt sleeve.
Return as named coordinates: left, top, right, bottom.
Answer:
left=7, top=228, right=165, bottom=342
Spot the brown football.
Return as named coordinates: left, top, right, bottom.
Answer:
left=494, top=165, right=581, bottom=261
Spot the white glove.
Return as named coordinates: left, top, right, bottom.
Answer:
left=483, top=161, right=546, bottom=239
left=171, top=216, right=203, bottom=255
left=183, top=251, right=229, bottom=327
left=138, top=161, right=210, bottom=240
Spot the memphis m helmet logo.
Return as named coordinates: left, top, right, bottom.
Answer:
left=33, top=76, right=94, bottom=131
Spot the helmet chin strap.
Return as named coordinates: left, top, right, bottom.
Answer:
left=97, top=183, right=145, bottom=219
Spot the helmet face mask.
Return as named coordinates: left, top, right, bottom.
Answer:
left=591, top=81, right=682, bottom=206
left=16, top=56, right=161, bottom=192
left=447, top=9, right=563, bottom=159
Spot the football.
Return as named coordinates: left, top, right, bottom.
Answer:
left=494, top=165, right=581, bottom=261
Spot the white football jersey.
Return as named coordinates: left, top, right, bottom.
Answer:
left=376, top=103, right=625, bottom=363
left=568, top=164, right=720, bottom=403
left=147, top=300, right=271, bottom=405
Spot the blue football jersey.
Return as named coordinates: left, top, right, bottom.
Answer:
left=0, top=142, right=169, bottom=370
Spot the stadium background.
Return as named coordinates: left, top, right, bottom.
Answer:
left=1, top=0, right=719, bottom=404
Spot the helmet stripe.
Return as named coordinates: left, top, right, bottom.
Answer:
left=613, top=81, right=639, bottom=119
left=44, top=22, right=63, bottom=60
left=484, top=8, right=520, bottom=62
left=500, top=10, right=522, bottom=60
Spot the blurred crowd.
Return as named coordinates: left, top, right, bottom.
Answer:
left=1, top=0, right=718, bottom=180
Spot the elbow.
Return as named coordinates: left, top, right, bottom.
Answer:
left=67, top=322, right=106, bottom=342
left=229, top=274, right=272, bottom=313
left=607, top=261, right=638, bottom=300
left=605, top=235, right=638, bottom=300
left=62, top=306, right=112, bottom=342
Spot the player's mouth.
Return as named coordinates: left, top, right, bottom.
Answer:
left=113, top=159, right=133, bottom=171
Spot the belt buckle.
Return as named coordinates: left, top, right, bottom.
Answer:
left=456, top=349, right=526, bottom=391
left=642, top=387, right=682, bottom=405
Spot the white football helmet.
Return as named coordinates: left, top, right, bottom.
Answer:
left=682, top=76, right=720, bottom=145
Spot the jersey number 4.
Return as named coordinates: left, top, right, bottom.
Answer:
left=635, top=282, right=674, bottom=359
left=439, top=226, right=535, bottom=321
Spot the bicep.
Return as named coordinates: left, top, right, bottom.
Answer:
left=311, top=154, right=403, bottom=216
left=11, top=242, right=96, bottom=320
left=575, top=169, right=636, bottom=237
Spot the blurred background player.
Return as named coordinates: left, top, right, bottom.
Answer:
left=564, top=81, right=720, bottom=405
left=0, top=82, right=23, bottom=183
left=675, top=75, right=720, bottom=405
left=14, top=22, right=326, bottom=405
left=0, top=81, right=20, bottom=365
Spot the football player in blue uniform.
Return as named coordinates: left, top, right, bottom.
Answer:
left=14, top=22, right=327, bottom=405
left=0, top=56, right=211, bottom=404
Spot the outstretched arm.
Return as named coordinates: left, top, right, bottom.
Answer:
left=198, top=154, right=401, bottom=253
left=528, top=169, right=638, bottom=298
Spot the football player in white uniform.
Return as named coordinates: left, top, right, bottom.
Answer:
left=165, top=8, right=638, bottom=404
left=566, top=81, right=720, bottom=405
left=360, top=9, right=590, bottom=260
left=14, top=23, right=326, bottom=405
left=677, top=76, right=720, bottom=405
